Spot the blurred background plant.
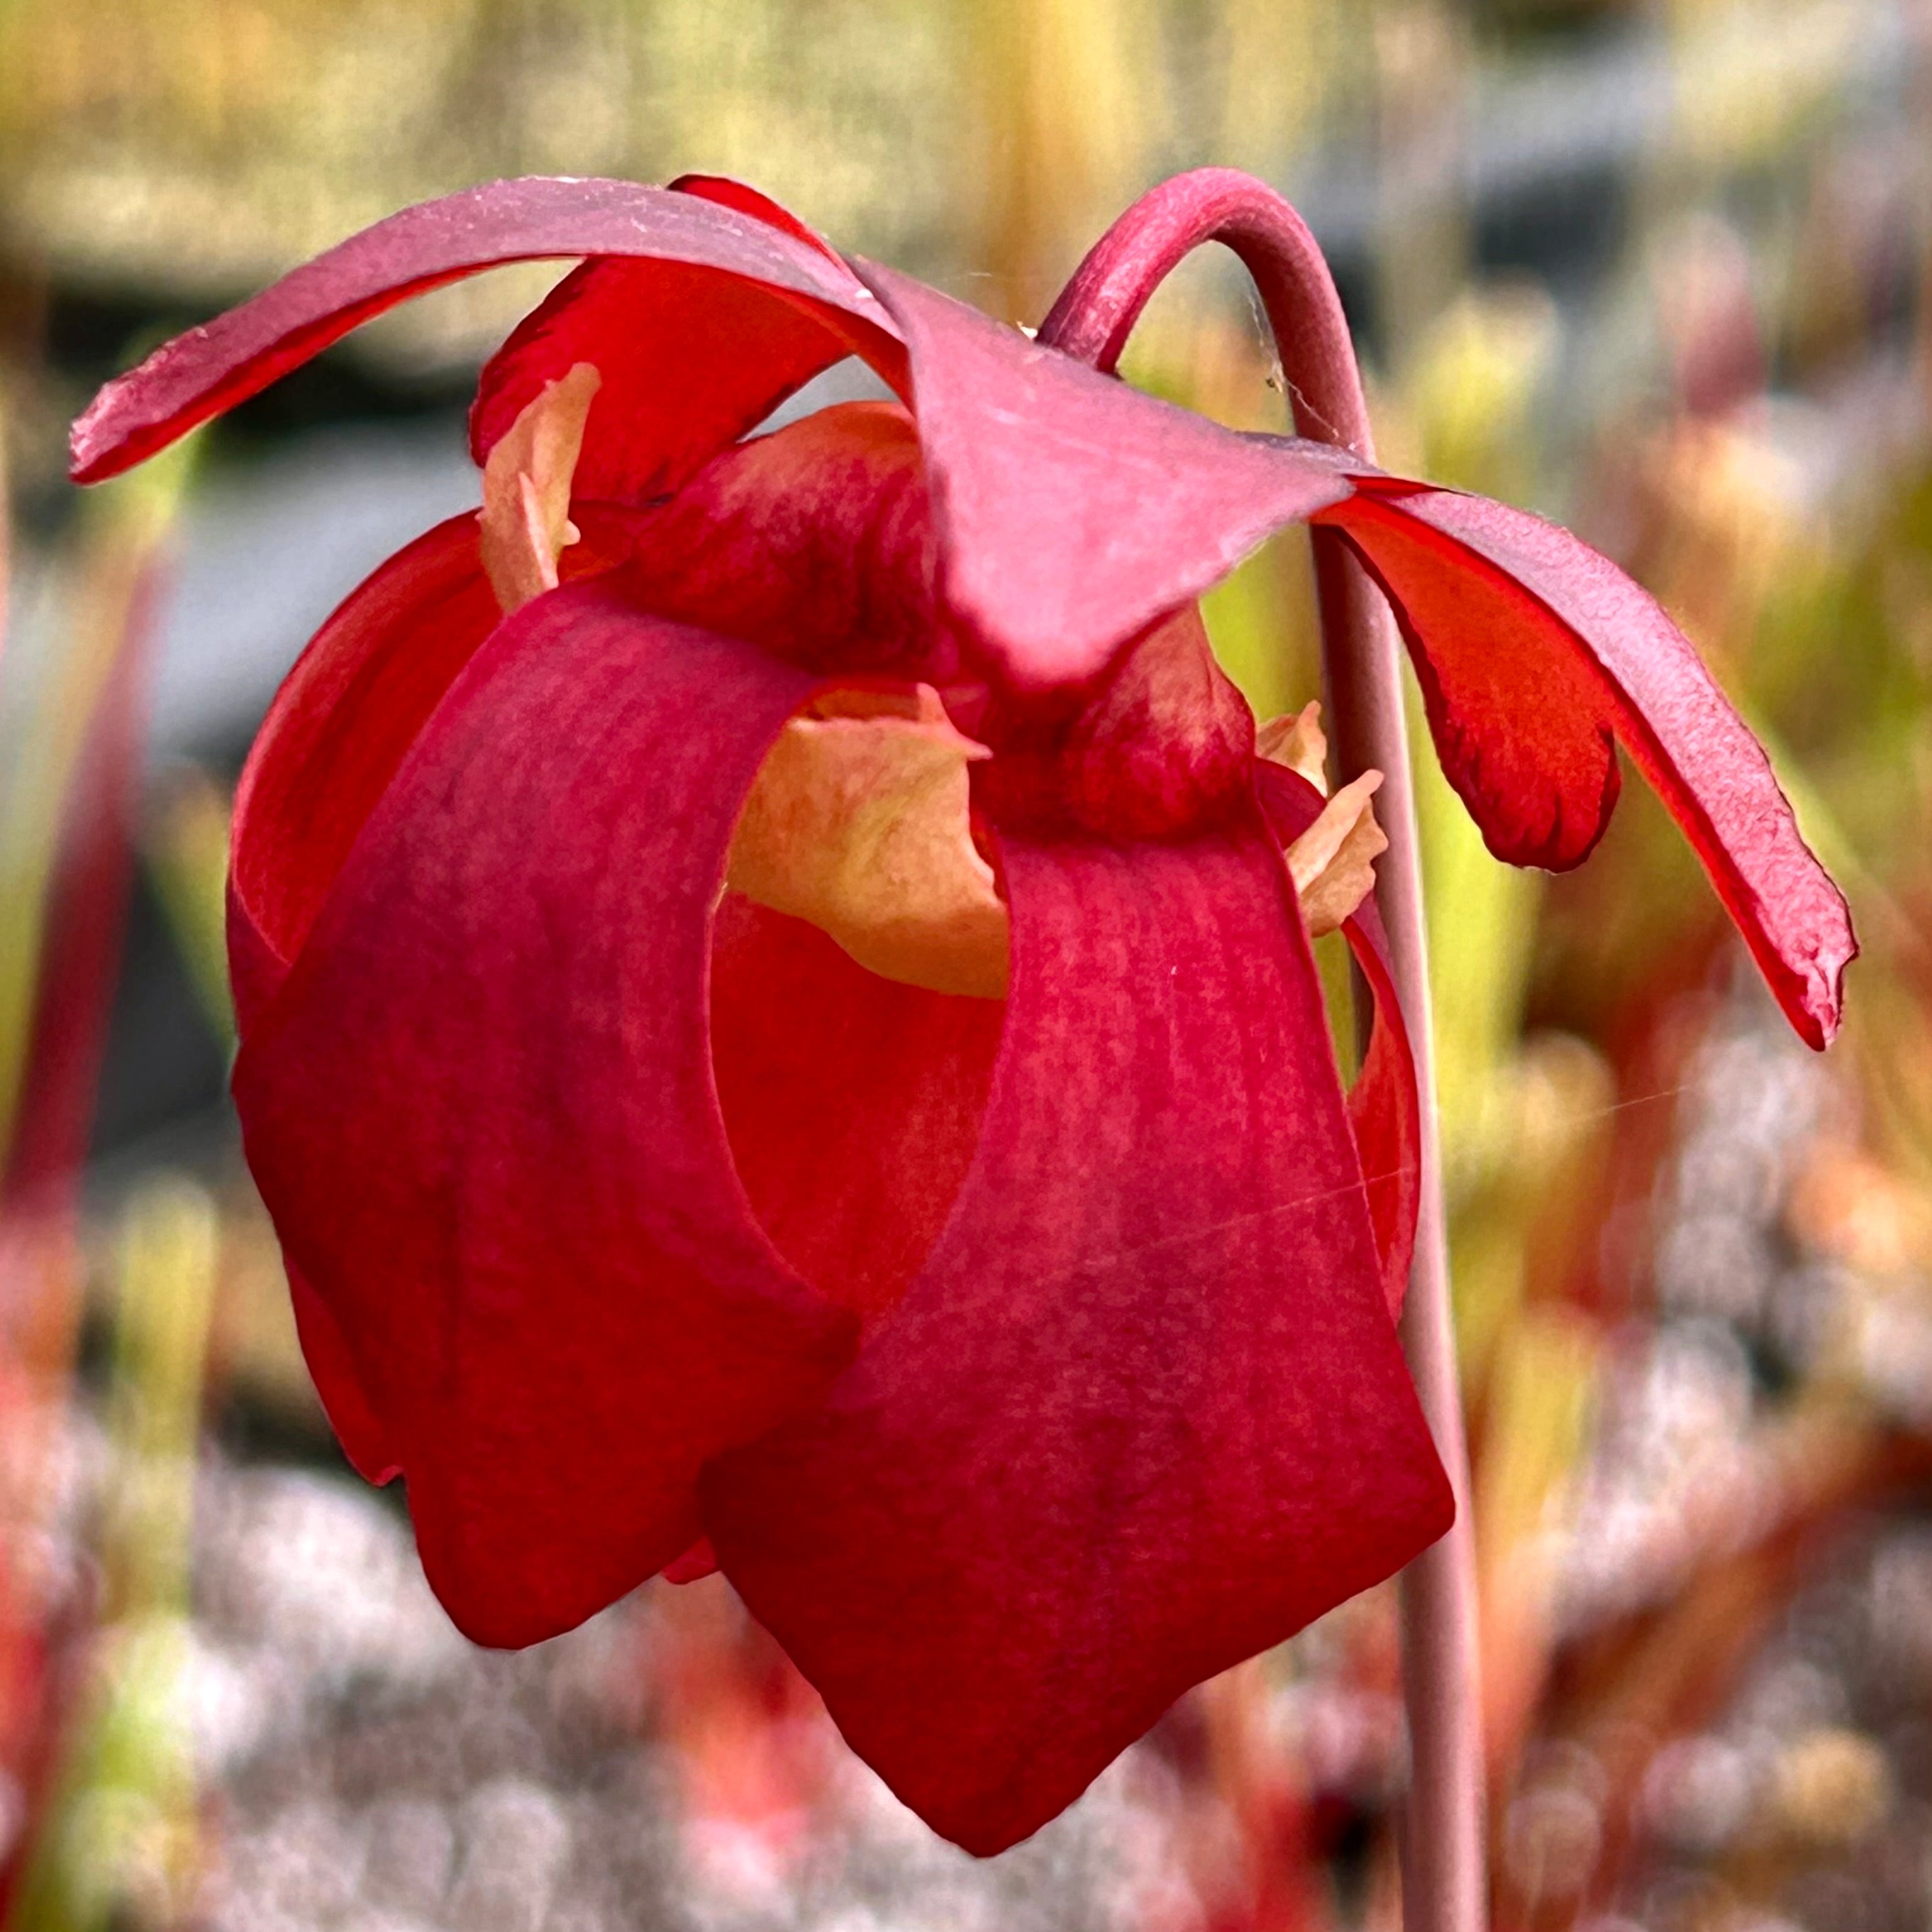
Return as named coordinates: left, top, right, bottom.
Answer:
left=2, top=0, right=1930, bottom=1926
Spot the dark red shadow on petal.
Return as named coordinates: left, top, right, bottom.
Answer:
left=711, top=898, right=1004, bottom=1323
left=1253, top=760, right=1420, bottom=1318
left=704, top=813, right=1450, bottom=1855
left=72, top=178, right=905, bottom=484
left=1314, top=492, right=1621, bottom=872
left=1311, top=483, right=1855, bottom=1048
left=470, top=258, right=867, bottom=506
left=853, top=260, right=1353, bottom=689
left=618, top=402, right=956, bottom=683
left=233, top=588, right=860, bottom=1647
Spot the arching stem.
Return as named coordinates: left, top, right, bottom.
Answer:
left=1040, top=169, right=1484, bottom=1932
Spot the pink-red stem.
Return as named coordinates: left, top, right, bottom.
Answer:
left=1040, top=169, right=1484, bottom=1932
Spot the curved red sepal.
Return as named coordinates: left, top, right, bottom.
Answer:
left=233, top=587, right=860, bottom=1647
left=703, top=817, right=1450, bottom=1855
left=853, top=261, right=1353, bottom=688
left=1253, top=760, right=1419, bottom=1316
left=71, top=177, right=904, bottom=484
left=1312, top=481, right=1855, bottom=1048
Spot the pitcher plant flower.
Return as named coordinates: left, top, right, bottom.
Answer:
left=70, top=172, right=1853, bottom=1860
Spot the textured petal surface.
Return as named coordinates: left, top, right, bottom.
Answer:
left=228, top=504, right=640, bottom=1033
left=71, top=178, right=904, bottom=484
left=620, top=401, right=953, bottom=681
left=1254, top=760, right=1419, bottom=1315
left=1313, top=481, right=1855, bottom=1047
left=469, top=174, right=859, bottom=504
left=232, top=587, right=860, bottom=1647
left=855, top=261, right=1355, bottom=687
left=704, top=815, right=1450, bottom=1853
left=710, top=897, right=1004, bottom=1323
left=227, top=514, right=504, bottom=1034
left=1059, top=602, right=1258, bottom=838
left=226, top=521, right=516, bottom=1488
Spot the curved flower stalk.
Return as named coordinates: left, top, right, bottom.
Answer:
left=70, top=172, right=1851, bottom=1870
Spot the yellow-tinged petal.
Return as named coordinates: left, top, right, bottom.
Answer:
left=1284, top=770, right=1387, bottom=938
left=480, top=361, right=601, bottom=612
left=727, top=687, right=1010, bottom=999
left=1255, top=700, right=1331, bottom=794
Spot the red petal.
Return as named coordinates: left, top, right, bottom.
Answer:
left=232, top=587, right=860, bottom=1646
left=666, top=174, right=850, bottom=267
left=1253, top=760, right=1419, bottom=1316
left=468, top=181, right=881, bottom=506
left=229, top=506, right=641, bottom=1036
left=853, top=261, right=1354, bottom=688
left=71, top=178, right=904, bottom=485
left=663, top=1536, right=721, bottom=1584
left=1313, top=482, right=1855, bottom=1048
left=1339, top=895, right=1421, bottom=1314
left=702, top=814, right=1450, bottom=1854
left=711, top=896, right=1003, bottom=1321
left=620, top=401, right=952, bottom=681
left=228, top=513, right=501, bottom=1034
left=288, top=1267, right=399, bottom=1486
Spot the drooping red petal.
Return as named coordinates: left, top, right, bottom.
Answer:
left=468, top=175, right=881, bottom=507
left=1253, top=759, right=1419, bottom=1316
left=1311, top=481, right=1855, bottom=1048
left=854, top=260, right=1353, bottom=688
left=227, top=509, right=526, bottom=1487
left=287, top=1267, right=399, bottom=1487
left=703, top=814, right=1450, bottom=1855
left=710, top=896, right=1004, bottom=1321
left=228, top=514, right=501, bottom=1033
left=71, top=178, right=905, bottom=485
left=228, top=505, right=641, bottom=1037
left=231, top=586, right=860, bottom=1647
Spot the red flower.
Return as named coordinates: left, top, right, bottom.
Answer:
left=71, top=173, right=1852, bottom=1855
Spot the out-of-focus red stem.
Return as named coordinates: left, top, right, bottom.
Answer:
left=1040, top=169, right=1484, bottom=1932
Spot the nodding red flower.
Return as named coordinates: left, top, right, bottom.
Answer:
left=71, top=172, right=1852, bottom=1856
